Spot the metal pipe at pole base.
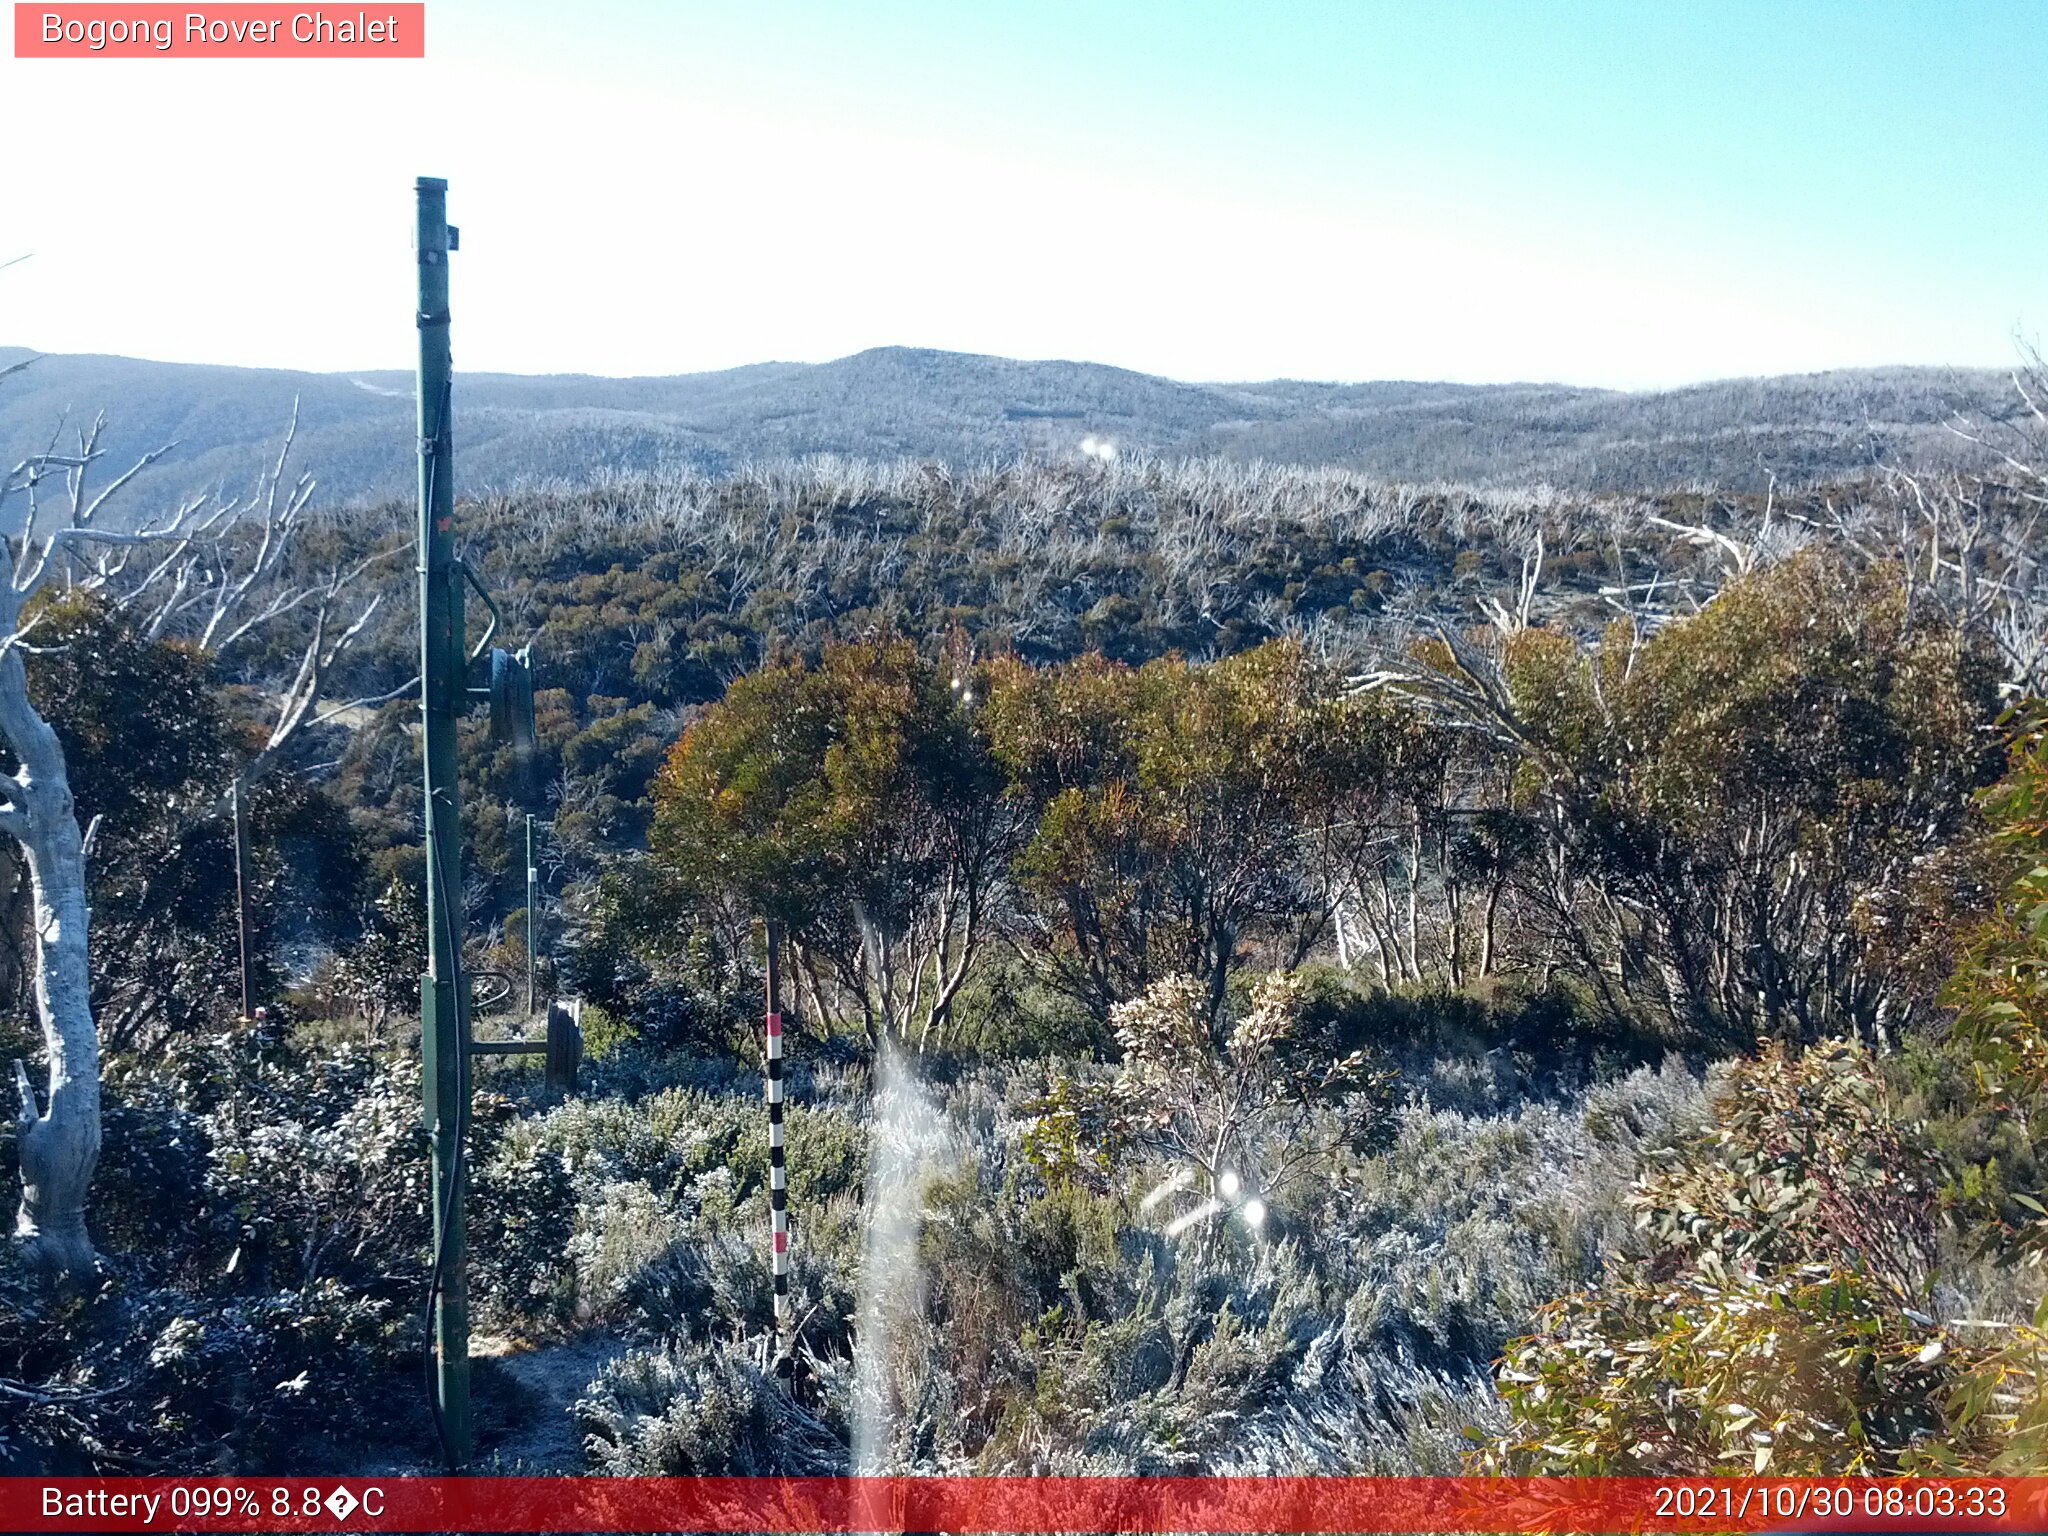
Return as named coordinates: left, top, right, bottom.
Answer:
left=525, top=812, right=538, bottom=1018
left=420, top=972, right=470, bottom=1464
left=232, top=778, right=255, bottom=1023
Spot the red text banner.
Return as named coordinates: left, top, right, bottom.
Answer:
left=6, top=1476, right=2048, bottom=1533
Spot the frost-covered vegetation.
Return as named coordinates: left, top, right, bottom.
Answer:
left=0, top=347, right=2025, bottom=510
left=1, top=427, right=2045, bottom=1474
left=564, top=1044, right=1719, bottom=1476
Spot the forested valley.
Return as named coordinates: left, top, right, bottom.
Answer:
left=1, top=428, right=2045, bottom=1475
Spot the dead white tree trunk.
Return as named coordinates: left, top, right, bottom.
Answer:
left=0, top=377, right=392, bottom=1280
left=0, top=622, right=97, bottom=1276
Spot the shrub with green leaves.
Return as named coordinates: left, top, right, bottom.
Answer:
left=1479, top=1040, right=2027, bottom=1474
left=1478, top=698, right=2048, bottom=1477
left=1941, top=701, right=2048, bottom=1259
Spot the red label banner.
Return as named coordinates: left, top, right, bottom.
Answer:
left=5, top=1476, right=2048, bottom=1533
left=13, top=5, right=424, bottom=57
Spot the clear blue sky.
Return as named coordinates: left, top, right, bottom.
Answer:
left=2, top=0, right=2041, bottom=385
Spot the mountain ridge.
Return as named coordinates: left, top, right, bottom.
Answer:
left=0, top=343, right=2022, bottom=512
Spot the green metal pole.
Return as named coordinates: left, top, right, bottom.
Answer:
left=414, top=175, right=471, bottom=1469
left=525, top=812, right=537, bottom=1017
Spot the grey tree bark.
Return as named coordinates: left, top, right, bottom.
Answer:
left=1, top=649, right=99, bottom=1278
left=0, top=385, right=389, bottom=1282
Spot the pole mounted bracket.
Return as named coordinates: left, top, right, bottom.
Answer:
left=448, top=553, right=540, bottom=794
left=468, top=1002, right=581, bottom=1095
left=489, top=644, right=538, bottom=761
left=417, top=308, right=452, bottom=329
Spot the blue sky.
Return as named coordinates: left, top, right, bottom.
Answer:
left=2, top=1, right=2040, bottom=385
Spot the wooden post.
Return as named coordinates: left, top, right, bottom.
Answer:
left=543, top=1000, right=580, bottom=1096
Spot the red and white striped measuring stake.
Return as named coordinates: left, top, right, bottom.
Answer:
left=764, top=922, right=792, bottom=1378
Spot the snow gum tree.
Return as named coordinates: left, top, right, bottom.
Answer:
left=651, top=634, right=1020, bottom=1049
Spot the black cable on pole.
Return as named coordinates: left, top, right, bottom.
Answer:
left=422, top=821, right=471, bottom=1475
left=415, top=390, right=469, bottom=1475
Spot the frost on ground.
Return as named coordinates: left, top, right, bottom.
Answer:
left=477, top=1334, right=631, bottom=1473
left=550, top=1050, right=1716, bottom=1476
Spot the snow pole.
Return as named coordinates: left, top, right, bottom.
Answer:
left=764, top=918, right=793, bottom=1381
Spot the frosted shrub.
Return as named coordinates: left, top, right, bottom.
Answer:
left=505, top=1005, right=1726, bottom=1477
left=142, top=1279, right=400, bottom=1467
left=566, top=1180, right=687, bottom=1320
left=470, top=1142, right=577, bottom=1325
left=578, top=1339, right=848, bottom=1475
left=198, top=1045, right=429, bottom=1289
left=499, top=1095, right=684, bottom=1198
left=473, top=1079, right=866, bottom=1334
left=978, top=1223, right=1502, bottom=1475
left=1578, top=1055, right=1720, bottom=1148
left=4, top=1033, right=440, bottom=1471
left=627, top=1225, right=774, bottom=1342
left=511, top=1086, right=864, bottom=1213
left=958, top=1045, right=1713, bottom=1475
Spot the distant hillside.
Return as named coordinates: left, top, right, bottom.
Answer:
left=0, top=344, right=2024, bottom=514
